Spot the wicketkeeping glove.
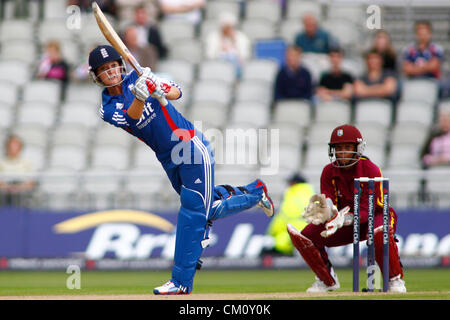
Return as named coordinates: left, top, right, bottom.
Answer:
left=320, top=206, right=352, bottom=238
left=302, top=194, right=337, bottom=225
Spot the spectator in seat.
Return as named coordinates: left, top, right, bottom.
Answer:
left=274, top=45, right=312, bottom=102
left=205, top=11, right=251, bottom=77
left=0, top=135, right=36, bottom=207
left=353, top=49, right=397, bottom=102
left=158, top=0, right=205, bottom=26
left=402, top=21, right=443, bottom=79
left=123, top=24, right=159, bottom=71
left=36, top=40, right=69, bottom=85
left=294, top=13, right=336, bottom=54
left=133, top=4, right=168, bottom=60
left=421, top=107, right=450, bottom=168
left=370, top=30, right=398, bottom=74
left=315, top=48, right=354, bottom=102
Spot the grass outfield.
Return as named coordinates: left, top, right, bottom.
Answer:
left=0, top=268, right=448, bottom=299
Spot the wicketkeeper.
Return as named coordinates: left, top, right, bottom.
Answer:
left=88, top=45, right=274, bottom=295
left=287, top=124, right=406, bottom=293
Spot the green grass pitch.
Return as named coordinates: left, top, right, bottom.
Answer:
left=0, top=268, right=448, bottom=299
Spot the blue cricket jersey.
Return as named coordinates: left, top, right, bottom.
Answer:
left=99, top=70, right=209, bottom=166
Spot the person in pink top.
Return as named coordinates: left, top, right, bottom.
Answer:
left=287, top=124, right=406, bottom=293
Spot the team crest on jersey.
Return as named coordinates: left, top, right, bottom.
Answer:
left=116, top=103, right=124, bottom=109
left=337, top=129, right=344, bottom=136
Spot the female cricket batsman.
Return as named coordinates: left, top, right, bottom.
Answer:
left=287, top=124, right=406, bottom=293
left=88, top=45, right=274, bottom=295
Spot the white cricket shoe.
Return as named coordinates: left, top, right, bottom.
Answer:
left=306, top=268, right=340, bottom=293
left=153, top=281, right=190, bottom=295
left=388, top=276, right=407, bottom=293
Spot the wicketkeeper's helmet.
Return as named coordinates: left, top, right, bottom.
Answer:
left=328, top=124, right=366, bottom=168
left=88, top=45, right=126, bottom=87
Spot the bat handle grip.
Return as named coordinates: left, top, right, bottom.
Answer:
left=135, top=65, right=168, bottom=106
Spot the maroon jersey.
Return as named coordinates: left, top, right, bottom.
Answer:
left=320, top=156, right=396, bottom=225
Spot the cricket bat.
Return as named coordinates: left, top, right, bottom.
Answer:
left=92, top=2, right=168, bottom=105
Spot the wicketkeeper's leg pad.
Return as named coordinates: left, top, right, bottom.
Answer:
left=171, top=185, right=208, bottom=292
left=374, top=227, right=404, bottom=279
left=287, top=224, right=337, bottom=287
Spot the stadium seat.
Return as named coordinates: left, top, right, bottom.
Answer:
left=235, top=80, right=273, bottom=105
left=158, top=59, right=195, bottom=87
left=307, top=122, right=341, bottom=145
left=267, top=123, right=305, bottom=148
left=278, top=144, right=302, bottom=172
left=205, top=0, right=241, bottom=20
left=315, top=100, right=352, bottom=124
left=94, top=124, right=134, bottom=148
left=12, top=124, right=49, bottom=148
left=390, top=122, right=429, bottom=147
left=253, top=39, right=287, bottom=66
left=326, top=4, right=365, bottom=25
left=65, top=84, right=102, bottom=105
left=301, top=53, right=330, bottom=84
left=245, top=0, right=282, bottom=23
left=48, top=145, right=88, bottom=171
left=90, top=145, right=131, bottom=171
left=286, top=0, right=322, bottom=20
left=0, top=81, right=19, bottom=106
left=0, top=60, right=31, bottom=86
left=383, top=170, right=422, bottom=209
left=273, top=99, right=312, bottom=128
left=38, top=167, right=81, bottom=210
left=59, top=102, right=101, bottom=128
left=16, top=102, right=56, bottom=128
left=279, top=18, right=304, bottom=44
left=241, top=18, right=277, bottom=44
left=400, top=79, right=439, bottom=106
left=400, top=78, right=439, bottom=106
left=395, top=101, right=434, bottom=126
left=302, top=143, right=329, bottom=171
left=37, top=18, right=74, bottom=43
left=357, top=123, right=388, bottom=148
left=386, top=143, right=422, bottom=169
left=159, top=19, right=196, bottom=43
left=354, top=99, right=393, bottom=127
left=22, top=144, right=47, bottom=171
left=22, top=80, right=62, bottom=106
left=79, top=167, right=124, bottom=209
left=123, top=170, right=166, bottom=210
left=191, top=80, right=233, bottom=105
left=198, top=59, right=237, bottom=85
left=189, top=100, right=229, bottom=128
left=168, top=39, right=204, bottom=64
left=229, top=101, right=270, bottom=127
left=0, top=19, right=34, bottom=41
left=362, top=144, right=386, bottom=169
left=0, top=39, right=37, bottom=64
left=43, top=0, right=67, bottom=19
left=242, top=59, right=279, bottom=84
left=51, top=124, right=92, bottom=148
left=199, top=18, right=220, bottom=42
left=132, top=143, right=163, bottom=170
left=322, top=19, right=361, bottom=49
left=0, top=106, right=14, bottom=129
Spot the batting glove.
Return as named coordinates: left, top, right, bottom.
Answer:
left=320, top=206, right=351, bottom=238
left=131, top=68, right=159, bottom=102
left=302, top=194, right=337, bottom=225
